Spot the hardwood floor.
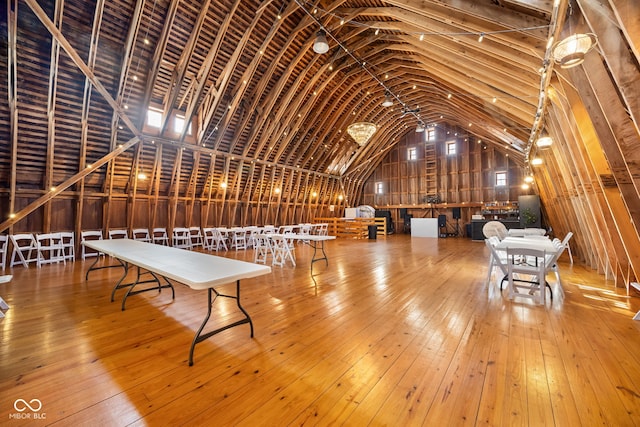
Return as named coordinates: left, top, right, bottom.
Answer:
left=1, top=235, right=640, bottom=426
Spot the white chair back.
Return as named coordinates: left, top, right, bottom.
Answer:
left=189, top=227, right=203, bottom=248
left=152, top=228, right=169, bottom=246
left=10, top=234, right=38, bottom=268
left=132, top=228, right=151, bottom=242
left=81, top=230, right=103, bottom=259
left=0, top=235, right=8, bottom=271
left=485, top=238, right=508, bottom=289
left=36, top=233, right=65, bottom=268
left=59, top=231, right=75, bottom=262
left=108, top=229, right=128, bottom=239
left=506, top=247, right=549, bottom=304
left=172, top=227, right=192, bottom=249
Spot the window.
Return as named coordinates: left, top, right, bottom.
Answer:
left=147, top=108, right=162, bottom=128
left=375, top=182, right=384, bottom=194
left=408, top=147, right=417, bottom=161
left=427, top=128, right=436, bottom=141
left=446, top=140, right=456, bottom=155
left=174, top=115, right=192, bottom=135
left=496, top=171, right=507, bottom=186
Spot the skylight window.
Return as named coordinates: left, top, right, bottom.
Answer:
left=147, top=109, right=162, bottom=128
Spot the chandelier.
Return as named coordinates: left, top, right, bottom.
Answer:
left=347, top=122, right=377, bottom=146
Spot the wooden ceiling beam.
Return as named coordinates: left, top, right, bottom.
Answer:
left=180, top=0, right=245, bottom=142
left=579, top=0, right=640, bottom=136
left=385, top=0, right=551, bottom=35
left=23, top=0, right=142, bottom=138
left=140, top=0, right=181, bottom=127
left=607, top=0, right=640, bottom=64
left=160, top=0, right=213, bottom=133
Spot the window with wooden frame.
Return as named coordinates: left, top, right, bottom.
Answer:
left=375, top=182, right=384, bottom=194
left=495, top=171, right=507, bottom=186
left=446, top=140, right=456, bottom=155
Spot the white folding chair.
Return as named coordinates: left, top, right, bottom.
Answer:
left=212, top=228, right=228, bottom=251
left=245, top=227, right=261, bottom=249
left=59, top=231, right=75, bottom=262
left=189, top=227, right=204, bottom=249
left=253, top=234, right=272, bottom=264
left=172, top=227, right=192, bottom=249
left=152, top=228, right=169, bottom=246
left=271, top=234, right=296, bottom=267
left=231, top=227, right=247, bottom=251
left=485, top=238, right=508, bottom=290
left=81, top=230, right=103, bottom=260
left=506, top=247, right=551, bottom=305
left=36, top=233, right=65, bottom=267
left=202, top=227, right=216, bottom=250
left=0, top=235, right=8, bottom=271
left=560, top=231, right=574, bottom=264
left=546, top=238, right=569, bottom=298
left=132, top=228, right=152, bottom=243
left=108, top=229, right=128, bottom=239
left=10, top=234, right=39, bottom=268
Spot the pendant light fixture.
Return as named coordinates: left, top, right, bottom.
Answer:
left=381, top=91, right=393, bottom=107
left=553, top=33, right=597, bottom=68
left=552, top=2, right=597, bottom=68
left=313, top=29, right=329, bottom=54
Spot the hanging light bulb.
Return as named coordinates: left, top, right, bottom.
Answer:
left=524, top=175, right=535, bottom=183
left=313, top=29, right=329, bottom=54
left=415, top=121, right=425, bottom=133
left=381, top=91, right=393, bottom=107
left=531, top=157, right=543, bottom=166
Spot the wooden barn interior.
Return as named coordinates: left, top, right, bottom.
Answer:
left=1, top=0, right=640, bottom=424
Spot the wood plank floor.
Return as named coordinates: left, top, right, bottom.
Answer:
left=1, top=235, right=640, bottom=425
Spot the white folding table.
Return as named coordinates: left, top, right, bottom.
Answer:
left=497, top=237, right=558, bottom=253
left=83, top=239, right=271, bottom=365
left=264, top=234, right=336, bottom=273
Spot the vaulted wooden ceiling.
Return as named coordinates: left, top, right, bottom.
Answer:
left=2, top=0, right=555, bottom=190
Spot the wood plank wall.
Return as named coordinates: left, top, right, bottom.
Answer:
left=362, top=124, right=524, bottom=233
